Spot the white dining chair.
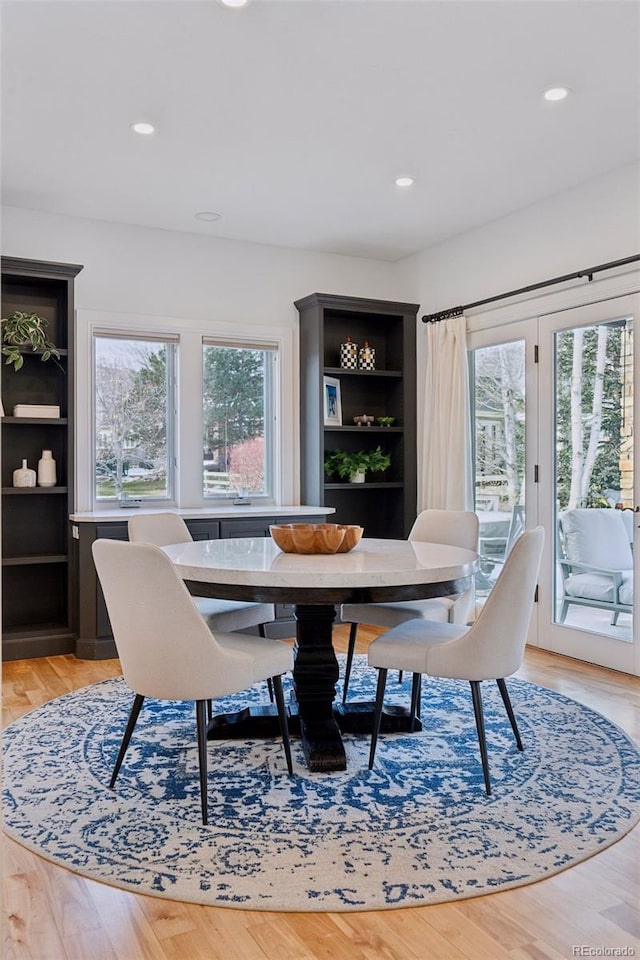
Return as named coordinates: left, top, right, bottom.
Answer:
left=340, top=509, right=479, bottom=702
left=92, top=538, right=294, bottom=825
left=367, top=526, right=544, bottom=795
left=129, top=512, right=277, bottom=700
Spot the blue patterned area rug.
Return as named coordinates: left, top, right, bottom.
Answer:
left=3, top=656, right=640, bottom=911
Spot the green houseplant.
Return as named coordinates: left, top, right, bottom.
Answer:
left=324, top=446, right=391, bottom=483
left=1, top=311, right=61, bottom=371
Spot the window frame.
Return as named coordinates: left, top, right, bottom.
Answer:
left=92, top=331, right=178, bottom=506
left=76, top=310, right=294, bottom=513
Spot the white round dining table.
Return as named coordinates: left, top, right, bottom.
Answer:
left=163, top=537, right=478, bottom=772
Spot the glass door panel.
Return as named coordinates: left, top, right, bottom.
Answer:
left=469, top=325, right=534, bottom=605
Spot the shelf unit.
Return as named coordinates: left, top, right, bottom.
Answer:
left=1, top=257, right=83, bottom=661
left=296, top=292, right=418, bottom=539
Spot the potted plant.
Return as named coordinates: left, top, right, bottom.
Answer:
left=324, top=446, right=391, bottom=483
left=1, top=311, right=61, bottom=371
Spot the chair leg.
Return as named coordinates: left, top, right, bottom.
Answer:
left=397, top=670, right=404, bottom=684
left=611, top=611, right=620, bottom=626
left=259, top=624, right=275, bottom=702
left=196, top=699, right=209, bottom=826
left=271, top=674, right=293, bottom=775
left=409, top=672, right=422, bottom=732
left=469, top=681, right=492, bottom=796
left=342, top=622, right=358, bottom=703
left=496, top=678, right=523, bottom=751
left=368, top=668, right=388, bottom=769
left=110, top=693, right=144, bottom=789
left=559, top=599, right=570, bottom=623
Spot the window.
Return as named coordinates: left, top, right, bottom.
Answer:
left=202, top=341, right=275, bottom=499
left=94, top=334, right=176, bottom=502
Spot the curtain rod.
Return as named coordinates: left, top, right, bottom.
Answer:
left=421, top=254, right=640, bottom=323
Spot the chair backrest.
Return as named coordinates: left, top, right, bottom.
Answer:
left=128, top=512, right=192, bottom=547
left=427, top=527, right=544, bottom=681
left=560, top=508, right=632, bottom=570
left=409, top=509, right=479, bottom=551
left=92, top=539, right=253, bottom=701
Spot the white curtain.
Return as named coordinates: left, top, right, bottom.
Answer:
left=421, top=313, right=472, bottom=510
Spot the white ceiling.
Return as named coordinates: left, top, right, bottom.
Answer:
left=2, top=0, right=638, bottom=262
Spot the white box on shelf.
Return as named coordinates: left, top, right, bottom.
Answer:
left=13, top=404, right=61, bottom=418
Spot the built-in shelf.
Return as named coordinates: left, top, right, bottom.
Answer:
left=297, top=292, right=418, bottom=539
left=1, top=256, right=83, bottom=662
left=324, top=426, right=403, bottom=434
left=323, top=366, right=403, bottom=379
left=324, top=482, right=405, bottom=490
left=2, top=417, right=68, bottom=425
left=2, top=486, right=68, bottom=494
left=3, top=554, right=69, bottom=566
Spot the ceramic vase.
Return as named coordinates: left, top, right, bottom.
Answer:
left=13, top=459, right=36, bottom=487
left=339, top=336, right=359, bottom=369
left=37, top=449, right=57, bottom=487
left=358, top=341, right=376, bottom=370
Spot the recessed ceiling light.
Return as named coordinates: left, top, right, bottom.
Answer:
left=195, top=211, right=222, bottom=222
left=219, top=0, right=248, bottom=7
left=544, top=87, right=569, bottom=102
left=395, top=176, right=415, bottom=187
left=130, top=121, right=155, bottom=135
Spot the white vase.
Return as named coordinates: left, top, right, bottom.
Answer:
left=37, top=449, right=57, bottom=487
left=350, top=471, right=366, bottom=483
left=13, top=459, right=36, bottom=487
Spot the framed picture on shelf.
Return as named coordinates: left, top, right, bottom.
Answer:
left=323, top=375, right=342, bottom=426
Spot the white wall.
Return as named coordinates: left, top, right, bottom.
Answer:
left=404, top=162, right=640, bottom=319
left=1, top=206, right=403, bottom=323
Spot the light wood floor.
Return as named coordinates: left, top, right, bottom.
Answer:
left=3, top=627, right=640, bottom=960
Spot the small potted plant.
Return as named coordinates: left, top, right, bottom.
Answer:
left=1, top=311, right=61, bottom=371
left=376, top=416, right=396, bottom=427
left=324, top=446, right=391, bottom=483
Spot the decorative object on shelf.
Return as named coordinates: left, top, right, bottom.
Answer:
left=353, top=415, right=374, bottom=427
left=358, top=341, right=376, bottom=371
left=13, top=459, right=36, bottom=488
left=1, top=311, right=62, bottom=372
left=323, top=375, right=342, bottom=426
left=377, top=416, right=396, bottom=427
left=37, top=450, right=57, bottom=488
left=13, top=404, right=60, bottom=419
left=324, top=446, right=391, bottom=484
left=339, top=336, right=359, bottom=369
left=270, top=522, right=363, bottom=554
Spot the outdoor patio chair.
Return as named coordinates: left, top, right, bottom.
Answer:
left=558, top=508, right=633, bottom=626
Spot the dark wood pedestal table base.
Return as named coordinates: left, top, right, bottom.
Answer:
left=163, top=537, right=478, bottom=773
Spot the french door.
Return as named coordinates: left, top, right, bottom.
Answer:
left=538, top=295, right=640, bottom=675
left=469, top=295, right=640, bottom=675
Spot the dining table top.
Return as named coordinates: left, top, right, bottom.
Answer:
left=162, top=536, right=478, bottom=592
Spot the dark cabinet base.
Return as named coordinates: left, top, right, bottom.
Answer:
left=73, top=513, right=325, bottom=660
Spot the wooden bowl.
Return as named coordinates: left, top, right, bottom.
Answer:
left=270, top=523, right=350, bottom=554
left=335, top=524, right=364, bottom=552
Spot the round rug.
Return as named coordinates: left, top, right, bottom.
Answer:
left=3, top=656, right=640, bottom=911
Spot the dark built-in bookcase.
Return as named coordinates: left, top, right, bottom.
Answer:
left=296, top=292, right=418, bottom=539
left=1, top=257, right=83, bottom=661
